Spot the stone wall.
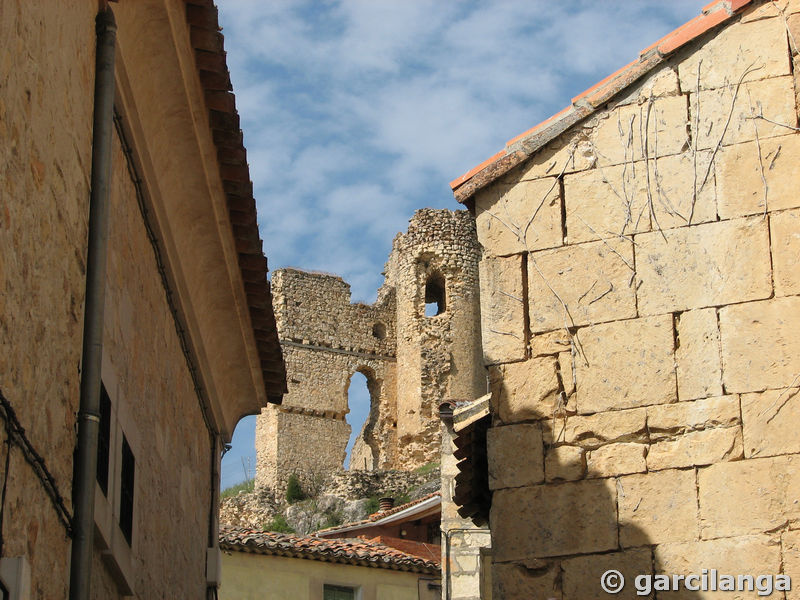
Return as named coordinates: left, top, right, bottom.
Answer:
left=0, top=48, right=214, bottom=600
left=0, top=3, right=95, bottom=597
left=470, top=3, right=800, bottom=597
left=387, top=209, right=485, bottom=469
left=92, top=126, right=213, bottom=599
left=1, top=2, right=276, bottom=598
left=272, top=269, right=398, bottom=356
left=257, top=268, right=399, bottom=493
left=322, top=467, right=439, bottom=500
left=258, top=209, right=485, bottom=493
left=257, top=407, right=352, bottom=491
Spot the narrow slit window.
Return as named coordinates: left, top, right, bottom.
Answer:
left=96, top=383, right=111, bottom=496
left=424, top=272, right=446, bottom=317
left=119, top=434, right=135, bottom=546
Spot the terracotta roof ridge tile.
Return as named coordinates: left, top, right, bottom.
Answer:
left=450, top=0, right=754, bottom=203
left=219, top=526, right=440, bottom=574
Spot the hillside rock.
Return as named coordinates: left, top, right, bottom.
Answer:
left=219, top=466, right=440, bottom=533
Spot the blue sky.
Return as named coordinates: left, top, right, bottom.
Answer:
left=218, top=0, right=704, bottom=490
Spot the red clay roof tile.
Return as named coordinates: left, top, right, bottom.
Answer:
left=580, top=54, right=664, bottom=109
left=656, top=7, right=730, bottom=55
left=506, top=105, right=572, bottom=147
left=219, top=527, right=440, bottom=574
left=571, top=59, right=638, bottom=105
left=449, top=151, right=506, bottom=190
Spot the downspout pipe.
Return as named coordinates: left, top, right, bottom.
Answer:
left=207, top=434, right=221, bottom=600
left=69, top=8, right=117, bottom=600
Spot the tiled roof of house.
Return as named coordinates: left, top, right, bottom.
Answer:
left=184, top=1, right=287, bottom=402
left=314, top=492, right=441, bottom=537
left=450, top=0, right=755, bottom=203
left=219, top=527, right=440, bottom=574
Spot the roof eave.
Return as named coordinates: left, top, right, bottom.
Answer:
left=314, top=493, right=442, bottom=537
left=450, top=0, right=754, bottom=204
left=184, top=0, right=287, bottom=403
left=219, top=540, right=440, bottom=575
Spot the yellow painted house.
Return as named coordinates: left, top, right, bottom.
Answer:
left=219, top=528, right=441, bottom=600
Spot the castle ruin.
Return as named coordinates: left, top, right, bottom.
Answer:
left=255, top=209, right=486, bottom=493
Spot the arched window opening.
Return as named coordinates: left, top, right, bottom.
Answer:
left=345, top=372, right=370, bottom=469
left=372, top=322, right=386, bottom=339
left=424, top=272, right=446, bottom=317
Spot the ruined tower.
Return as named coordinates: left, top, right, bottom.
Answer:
left=255, top=270, right=397, bottom=492
left=256, top=209, right=483, bottom=493
left=385, top=209, right=485, bottom=469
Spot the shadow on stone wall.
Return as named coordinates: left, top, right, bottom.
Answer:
left=488, top=376, right=654, bottom=600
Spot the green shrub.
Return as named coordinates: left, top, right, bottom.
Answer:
left=264, top=514, right=294, bottom=533
left=322, top=512, right=343, bottom=529
left=285, top=473, right=305, bottom=504
left=364, top=496, right=380, bottom=515
left=220, top=479, right=254, bottom=499
left=394, top=493, right=411, bottom=506
left=414, top=461, right=440, bottom=476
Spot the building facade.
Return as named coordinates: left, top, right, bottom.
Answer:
left=0, top=1, right=285, bottom=598
left=219, top=528, right=440, bottom=600
left=450, top=0, right=800, bottom=597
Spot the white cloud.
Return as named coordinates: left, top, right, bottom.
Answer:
left=217, top=0, right=704, bottom=301
left=217, top=0, right=706, bottom=485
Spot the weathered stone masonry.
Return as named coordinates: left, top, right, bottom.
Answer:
left=389, top=209, right=485, bottom=469
left=1, top=2, right=287, bottom=598
left=452, top=2, right=800, bottom=598
left=257, top=209, right=486, bottom=493
left=256, top=268, right=397, bottom=491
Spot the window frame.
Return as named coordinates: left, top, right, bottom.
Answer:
left=94, top=358, right=140, bottom=596
left=323, top=583, right=358, bottom=600
left=96, top=383, right=112, bottom=497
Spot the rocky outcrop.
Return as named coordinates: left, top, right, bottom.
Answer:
left=220, top=467, right=440, bottom=534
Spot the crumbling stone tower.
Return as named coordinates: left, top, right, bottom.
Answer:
left=255, top=270, right=397, bottom=492
left=255, top=209, right=484, bottom=493
left=385, top=209, right=485, bottom=469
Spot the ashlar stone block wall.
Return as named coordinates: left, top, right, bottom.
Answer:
left=472, top=3, right=800, bottom=598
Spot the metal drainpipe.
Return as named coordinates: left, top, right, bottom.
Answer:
left=68, top=8, right=117, bottom=600
left=444, top=528, right=491, bottom=600
left=207, top=433, right=220, bottom=600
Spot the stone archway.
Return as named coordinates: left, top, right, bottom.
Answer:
left=346, top=366, right=381, bottom=471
